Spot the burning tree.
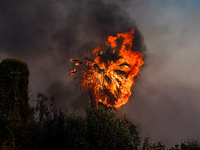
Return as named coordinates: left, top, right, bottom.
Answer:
left=70, top=29, right=144, bottom=109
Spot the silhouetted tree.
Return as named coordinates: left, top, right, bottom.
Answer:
left=0, top=58, right=30, bottom=149
left=169, top=139, right=200, bottom=150
left=142, top=135, right=165, bottom=150
left=85, top=102, right=139, bottom=150
left=0, top=58, right=30, bottom=121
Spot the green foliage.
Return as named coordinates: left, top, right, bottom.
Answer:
left=85, top=102, right=138, bottom=150
left=0, top=58, right=29, bottom=78
left=37, top=110, right=88, bottom=150
left=181, top=139, right=200, bottom=150
left=169, top=139, right=200, bottom=150
left=0, top=58, right=31, bottom=149
left=142, top=135, right=155, bottom=150
left=35, top=98, right=140, bottom=150
left=123, top=116, right=140, bottom=148
left=65, top=112, right=88, bottom=149
left=0, top=58, right=30, bottom=121
left=38, top=111, right=67, bottom=150
left=0, top=115, right=31, bottom=150
left=142, top=135, right=165, bottom=150
left=0, top=116, right=15, bottom=146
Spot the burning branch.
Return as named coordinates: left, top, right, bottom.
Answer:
left=70, top=28, right=144, bottom=109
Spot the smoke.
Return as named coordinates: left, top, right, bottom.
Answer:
left=118, top=0, right=200, bottom=148
left=0, top=0, right=145, bottom=111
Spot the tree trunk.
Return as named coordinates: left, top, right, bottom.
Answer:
left=88, top=88, right=98, bottom=108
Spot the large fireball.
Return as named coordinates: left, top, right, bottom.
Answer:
left=70, top=29, right=144, bottom=109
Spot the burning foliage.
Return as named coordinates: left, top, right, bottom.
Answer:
left=70, top=29, right=144, bottom=109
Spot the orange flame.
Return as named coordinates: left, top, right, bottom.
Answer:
left=70, top=28, right=144, bottom=109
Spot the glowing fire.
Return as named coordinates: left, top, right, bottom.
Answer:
left=70, top=28, right=144, bottom=109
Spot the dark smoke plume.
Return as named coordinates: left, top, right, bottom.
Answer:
left=0, top=0, right=145, bottom=111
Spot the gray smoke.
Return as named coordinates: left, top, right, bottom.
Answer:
left=0, top=1, right=145, bottom=116
left=118, top=0, right=200, bottom=148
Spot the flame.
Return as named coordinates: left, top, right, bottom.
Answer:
left=70, top=28, right=144, bottom=109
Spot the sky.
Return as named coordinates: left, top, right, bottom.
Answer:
left=1, top=0, right=200, bottom=147
left=120, top=0, right=200, bottom=147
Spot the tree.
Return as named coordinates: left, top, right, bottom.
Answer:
left=0, top=116, right=15, bottom=149
left=70, top=29, right=144, bottom=109
left=0, top=58, right=30, bottom=149
left=169, top=139, right=200, bottom=150
left=0, top=58, right=30, bottom=121
left=141, top=135, right=165, bottom=150
left=85, top=102, right=139, bottom=150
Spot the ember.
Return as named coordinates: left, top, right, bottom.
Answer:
left=70, top=29, right=144, bottom=109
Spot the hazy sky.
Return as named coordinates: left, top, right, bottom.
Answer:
left=1, top=0, right=200, bottom=147
left=120, top=0, right=200, bottom=147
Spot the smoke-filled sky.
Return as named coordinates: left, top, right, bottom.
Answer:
left=1, top=0, right=200, bottom=147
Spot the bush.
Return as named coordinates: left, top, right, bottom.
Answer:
left=36, top=99, right=140, bottom=150
left=85, top=103, right=138, bottom=150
